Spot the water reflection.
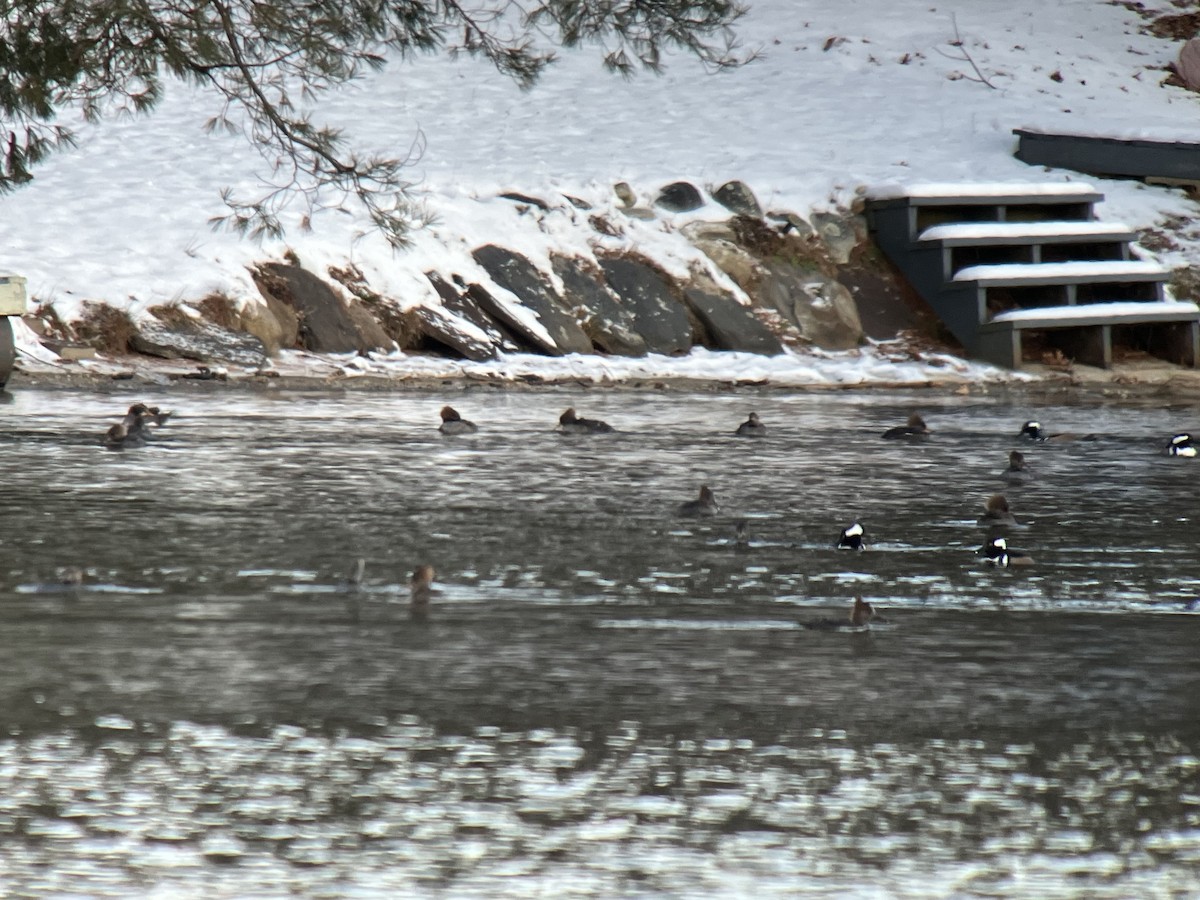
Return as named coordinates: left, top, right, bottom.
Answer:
left=0, top=386, right=1198, bottom=896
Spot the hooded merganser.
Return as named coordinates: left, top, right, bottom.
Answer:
left=735, top=412, right=767, bottom=437
left=978, top=493, right=1017, bottom=527
left=882, top=413, right=930, bottom=440
left=836, top=521, right=866, bottom=551
left=58, top=566, right=84, bottom=587
left=103, top=417, right=149, bottom=450
left=1166, top=433, right=1197, bottom=458
left=1002, top=449, right=1033, bottom=483
left=734, top=519, right=750, bottom=549
left=125, top=403, right=172, bottom=427
left=1017, top=420, right=1094, bottom=442
left=803, top=596, right=875, bottom=630
left=678, top=485, right=720, bottom=517
left=980, top=536, right=1034, bottom=567
left=558, top=407, right=613, bottom=434
left=410, top=564, right=436, bottom=616
left=345, top=557, right=366, bottom=589
left=438, top=405, right=478, bottom=435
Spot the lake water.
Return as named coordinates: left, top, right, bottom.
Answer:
left=1, top=385, right=1198, bottom=898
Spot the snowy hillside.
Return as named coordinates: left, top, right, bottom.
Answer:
left=4, top=0, right=1200, bottom=376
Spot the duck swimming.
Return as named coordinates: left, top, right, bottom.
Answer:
left=803, top=597, right=875, bottom=630
left=558, top=407, right=613, bottom=434
left=1017, top=420, right=1094, bottom=442
left=882, top=413, right=930, bottom=440
left=978, top=494, right=1017, bottom=527
left=1166, top=433, right=1197, bottom=457
left=125, top=403, right=172, bottom=428
left=678, top=485, right=720, bottom=517
left=980, top=536, right=1034, bottom=567
left=439, top=405, right=478, bottom=435
left=836, top=521, right=866, bottom=551
left=410, top=564, right=436, bottom=616
left=735, top=412, right=767, bottom=437
left=103, top=414, right=151, bottom=450
left=1002, top=450, right=1033, bottom=483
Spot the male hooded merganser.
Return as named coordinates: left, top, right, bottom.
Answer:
left=836, top=521, right=866, bottom=551
left=803, top=596, right=875, bottom=630
left=1002, top=449, right=1033, bottom=483
left=1166, top=433, right=1197, bottom=457
left=980, top=536, right=1034, bottom=567
left=678, top=485, right=720, bottom=517
left=438, top=405, right=478, bottom=435
left=881, top=413, right=930, bottom=440
left=978, top=494, right=1017, bottom=527
left=735, top=412, right=767, bottom=437
left=1017, top=420, right=1094, bottom=442
left=558, top=407, right=613, bottom=434
left=410, top=564, right=436, bottom=616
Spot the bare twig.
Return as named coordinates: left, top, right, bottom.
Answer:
left=934, top=14, right=997, bottom=89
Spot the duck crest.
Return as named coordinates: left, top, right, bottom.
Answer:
left=1167, top=433, right=1197, bottom=457
left=836, top=521, right=866, bottom=551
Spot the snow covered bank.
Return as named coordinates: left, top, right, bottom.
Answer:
left=5, top=0, right=1200, bottom=386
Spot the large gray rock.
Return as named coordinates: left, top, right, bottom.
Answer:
left=407, top=304, right=498, bottom=361
left=254, top=263, right=389, bottom=353
left=131, top=314, right=269, bottom=367
left=599, top=257, right=693, bottom=355
left=811, top=211, right=863, bottom=265
left=683, top=289, right=783, bottom=355
left=552, top=256, right=647, bottom=356
left=472, top=245, right=594, bottom=355
left=758, top=261, right=864, bottom=350
left=684, top=225, right=763, bottom=292
left=238, top=294, right=299, bottom=355
left=1180, top=38, right=1200, bottom=92
left=712, top=181, right=763, bottom=218
left=655, top=181, right=705, bottom=213
left=426, top=272, right=520, bottom=352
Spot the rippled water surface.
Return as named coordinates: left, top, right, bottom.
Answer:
left=1, top=386, right=1198, bottom=897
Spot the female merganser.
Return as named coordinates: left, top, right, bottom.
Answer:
left=125, top=403, right=172, bottom=427
left=558, top=407, right=613, bottom=434
left=735, top=412, right=767, bottom=437
left=678, top=485, right=720, bottom=517
left=410, top=564, right=436, bottom=616
left=438, top=405, right=478, bottom=435
left=836, top=521, right=866, bottom=551
left=978, top=494, right=1017, bottom=527
left=803, top=596, right=875, bottom=630
left=980, top=536, right=1034, bottom=567
left=882, top=413, right=930, bottom=440
left=103, top=414, right=150, bottom=450
left=58, top=566, right=84, bottom=587
left=1002, top=450, right=1033, bottom=483
left=1166, top=433, right=1197, bottom=457
left=344, top=558, right=366, bottom=589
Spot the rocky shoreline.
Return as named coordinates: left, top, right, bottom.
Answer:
left=10, top=348, right=1200, bottom=404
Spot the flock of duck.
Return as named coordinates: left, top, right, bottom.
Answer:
left=94, top=401, right=1197, bottom=630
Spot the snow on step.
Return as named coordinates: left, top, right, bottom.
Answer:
left=953, top=260, right=1167, bottom=283
left=866, top=181, right=1100, bottom=201
left=990, top=300, right=1200, bottom=324
left=919, top=221, right=1135, bottom=242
